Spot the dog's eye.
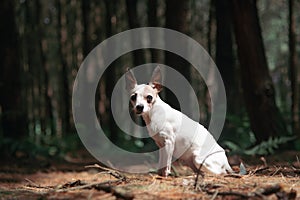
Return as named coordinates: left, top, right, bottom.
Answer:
left=130, top=94, right=137, bottom=101
left=146, top=95, right=153, bottom=103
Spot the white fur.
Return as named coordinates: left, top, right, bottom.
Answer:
left=126, top=67, right=232, bottom=177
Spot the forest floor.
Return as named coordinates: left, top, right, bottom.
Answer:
left=0, top=149, right=300, bottom=200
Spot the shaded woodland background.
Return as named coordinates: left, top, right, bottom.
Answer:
left=0, top=0, right=300, bottom=159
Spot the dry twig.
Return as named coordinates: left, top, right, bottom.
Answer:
left=204, top=183, right=297, bottom=199
left=249, top=166, right=269, bottom=175
left=85, top=163, right=127, bottom=181
left=55, top=179, right=133, bottom=200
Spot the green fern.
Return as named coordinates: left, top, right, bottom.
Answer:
left=224, top=136, right=296, bottom=156
left=222, top=141, right=243, bottom=153
left=244, top=136, right=296, bottom=155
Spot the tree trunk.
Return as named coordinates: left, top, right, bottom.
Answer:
left=215, top=0, right=234, bottom=94
left=57, top=0, right=71, bottom=134
left=147, top=0, right=161, bottom=63
left=104, top=0, right=118, bottom=142
left=207, top=0, right=215, bottom=56
left=81, top=0, right=91, bottom=57
left=126, top=0, right=145, bottom=66
left=24, top=0, right=41, bottom=138
left=165, top=0, right=190, bottom=112
left=215, top=0, right=240, bottom=114
left=0, top=0, right=27, bottom=138
left=288, top=0, right=300, bottom=136
left=231, top=0, right=288, bottom=143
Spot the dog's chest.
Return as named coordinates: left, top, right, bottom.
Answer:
left=147, top=119, right=176, bottom=144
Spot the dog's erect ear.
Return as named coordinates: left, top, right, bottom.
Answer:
left=125, top=68, right=137, bottom=92
left=150, top=66, right=162, bottom=83
left=150, top=66, right=163, bottom=92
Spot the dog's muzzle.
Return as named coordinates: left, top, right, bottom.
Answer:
left=135, top=104, right=144, bottom=114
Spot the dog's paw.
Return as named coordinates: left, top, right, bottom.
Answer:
left=158, top=167, right=170, bottom=177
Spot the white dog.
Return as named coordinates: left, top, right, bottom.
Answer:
left=126, top=66, right=232, bottom=177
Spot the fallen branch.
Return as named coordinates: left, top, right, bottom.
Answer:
left=206, top=190, right=252, bottom=198
left=25, top=178, right=43, bottom=188
left=55, top=179, right=133, bottom=200
left=204, top=184, right=297, bottom=199
left=25, top=171, right=131, bottom=200
left=55, top=179, right=121, bottom=192
left=255, top=184, right=282, bottom=195
left=103, top=186, right=134, bottom=200
left=249, top=166, right=269, bottom=175
left=85, top=164, right=127, bottom=181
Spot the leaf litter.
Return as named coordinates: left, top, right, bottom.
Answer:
left=0, top=152, right=300, bottom=199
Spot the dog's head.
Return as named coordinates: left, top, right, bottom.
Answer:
left=125, top=66, right=162, bottom=115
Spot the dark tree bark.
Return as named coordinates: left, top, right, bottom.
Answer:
left=126, top=0, right=146, bottom=66
left=23, top=0, right=55, bottom=137
left=231, top=0, right=288, bottom=143
left=148, top=0, right=158, bottom=31
left=35, top=0, right=45, bottom=134
left=126, top=0, right=139, bottom=29
left=57, top=0, right=71, bottom=134
left=215, top=0, right=239, bottom=114
left=288, top=0, right=300, bottom=136
left=81, top=0, right=91, bottom=57
left=104, top=0, right=113, bottom=38
left=104, top=0, right=118, bottom=142
left=33, top=0, right=55, bottom=135
left=165, top=0, right=190, bottom=112
left=0, top=0, right=27, bottom=138
left=215, top=0, right=242, bottom=137
left=216, top=0, right=234, bottom=91
left=207, top=0, right=215, bottom=56
left=148, top=0, right=161, bottom=63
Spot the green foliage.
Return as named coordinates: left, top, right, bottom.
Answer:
left=223, top=113, right=295, bottom=156
left=294, top=139, right=300, bottom=150
left=0, top=133, right=81, bottom=158
left=223, top=113, right=256, bottom=149
left=223, top=136, right=296, bottom=156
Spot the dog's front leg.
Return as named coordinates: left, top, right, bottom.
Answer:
left=156, top=132, right=175, bottom=177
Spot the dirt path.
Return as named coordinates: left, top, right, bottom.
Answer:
left=0, top=152, right=299, bottom=199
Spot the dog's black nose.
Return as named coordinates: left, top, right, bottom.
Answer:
left=136, top=104, right=144, bottom=113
